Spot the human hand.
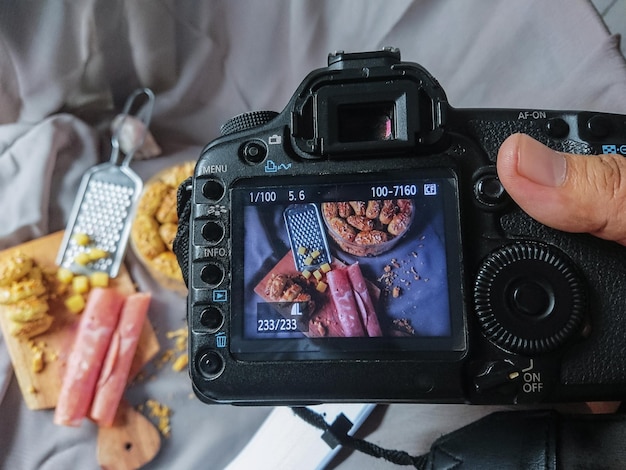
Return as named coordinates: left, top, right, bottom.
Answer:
left=497, top=133, right=626, bottom=246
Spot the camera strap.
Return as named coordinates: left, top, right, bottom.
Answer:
left=294, top=406, right=626, bottom=469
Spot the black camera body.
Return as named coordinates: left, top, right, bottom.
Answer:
left=184, top=48, right=626, bottom=405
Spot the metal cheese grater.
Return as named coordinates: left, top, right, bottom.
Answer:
left=56, top=88, right=155, bottom=278
left=283, top=203, right=331, bottom=272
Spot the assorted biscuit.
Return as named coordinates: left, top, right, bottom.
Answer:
left=0, top=252, right=54, bottom=339
left=131, top=162, right=194, bottom=291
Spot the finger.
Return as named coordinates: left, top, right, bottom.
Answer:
left=496, top=133, right=626, bottom=246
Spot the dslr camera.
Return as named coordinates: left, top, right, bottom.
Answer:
left=179, top=48, right=626, bottom=405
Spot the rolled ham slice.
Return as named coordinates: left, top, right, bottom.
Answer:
left=54, top=288, right=125, bottom=427
left=327, top=268, right=366, bottom=337
left=90, top=292, right=151, bottom=426
left=346, top=263, right=382, bottom=337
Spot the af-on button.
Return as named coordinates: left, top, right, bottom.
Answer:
left=544, top=117, right=569, bottom=139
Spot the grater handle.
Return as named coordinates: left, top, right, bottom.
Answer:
left=110, top=88, right=156, bottom=167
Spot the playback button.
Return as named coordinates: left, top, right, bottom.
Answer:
left=200, top=306, right=225, bottom=331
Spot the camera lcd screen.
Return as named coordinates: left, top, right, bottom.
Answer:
left=229, top=170, right=465, bottom=360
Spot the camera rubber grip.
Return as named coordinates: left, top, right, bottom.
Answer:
left=173, top=176, right=193, bottom=287
left=467, top=120, right=593, bottom=161
left=421, top=409, right=626, bottom=469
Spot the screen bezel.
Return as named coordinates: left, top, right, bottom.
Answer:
left=228, top=169, right=467, bottom=361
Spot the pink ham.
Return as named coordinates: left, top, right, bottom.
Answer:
left=346, top=263, right=382, bottom=337
left=90, top=292, right=151, bottom=426
left=327, top=268, right=366, bottom=337
left=54, top=287, right=125, bottom=427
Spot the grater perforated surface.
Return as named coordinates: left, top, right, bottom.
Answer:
left=60, top=181, right=134, bottom=273
left=283, top=204, right=331, bottom=271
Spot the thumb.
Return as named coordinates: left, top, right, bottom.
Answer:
left=496, top=133, right=626, bottom=246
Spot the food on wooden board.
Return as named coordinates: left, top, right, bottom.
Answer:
left=54, top=288, right=126, bottom=427
left=91, top=292, right=151, bottom=427
left=54, top=287, right=153, bottom=427
left=0, top=252, right=54, bottom=339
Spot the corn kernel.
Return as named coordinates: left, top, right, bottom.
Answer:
left=90, top=271, right=109, bottom=288
left=297, top=246, right=308, bottom=256
left=320, top=263, right=332, bottom=273
left=74, top=252, right=91, bottom=266
left=172, top=353, right=188, bottom=372
left=301, top=270, right=312, bottom=279
left=313, top=270, right=323, bottom=281
left=72, top=233, right=90, bottom=246
left=31, top=349, right=44, bottom=373
left=65, top=293, right=86, bottom=314
left=88, top=248, right=108, bottom=261
left=56, top=267, right=74, bottom=284
left=316, top=281, right=328, bottom=293
left=310, top=250, right=321, bottom=259
left=303, top=256, right=313, bottom=266
left=72, top=275, right=89, bottom=294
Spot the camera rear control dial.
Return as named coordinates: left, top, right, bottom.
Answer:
left=220, top=111, right=279, bottom=136
left=474, top=242, right=586, bottom=355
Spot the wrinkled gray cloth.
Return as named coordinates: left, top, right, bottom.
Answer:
left=0, top=1, right=625, bottom=469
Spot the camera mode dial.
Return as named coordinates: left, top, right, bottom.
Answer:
left=474, top=243, right=586, bottom=355
left=220, top=111, right=279, bottom=136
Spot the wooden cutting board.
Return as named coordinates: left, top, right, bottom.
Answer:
left=0, top=231, right=160, bottom=410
